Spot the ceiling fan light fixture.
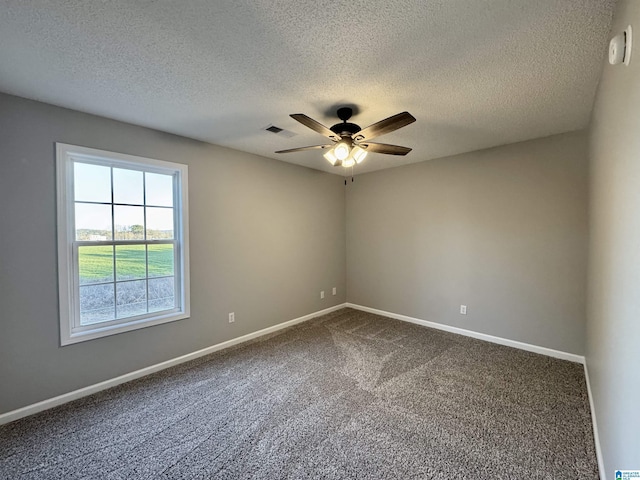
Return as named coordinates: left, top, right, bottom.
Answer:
left=351, top=146, right=367, bottom=164
left=334, top=140, right=351, bottom=161
left=342, top=158, right=356, bottom=168
left=323, top=149, right=342, bottom=166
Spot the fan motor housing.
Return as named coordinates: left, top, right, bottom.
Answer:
left=330, top=122, right=361, bottom=135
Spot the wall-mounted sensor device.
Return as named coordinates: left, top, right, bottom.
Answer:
left=609, top=25, right=632, bottom=66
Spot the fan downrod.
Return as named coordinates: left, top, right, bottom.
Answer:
left=331, top=107, right=361, bottom=136
left=337, top=107, right=353, bottom=122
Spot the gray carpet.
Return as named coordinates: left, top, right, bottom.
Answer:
left=0, top=308, right=598, bottom=479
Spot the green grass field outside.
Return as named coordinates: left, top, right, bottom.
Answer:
left=79, top=244, right=174, bottom=284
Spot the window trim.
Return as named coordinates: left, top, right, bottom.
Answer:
left=56, top=143, right=190, bottom=345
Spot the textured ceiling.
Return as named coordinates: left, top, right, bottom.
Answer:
left=0, top=0, right=615, bottom=174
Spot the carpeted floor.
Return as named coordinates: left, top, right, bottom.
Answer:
left=0, top=308, right=598, bottom=479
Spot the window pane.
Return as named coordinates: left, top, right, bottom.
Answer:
left=79, top=283, right=115, bottom=325
left=145, top=172, right=173, bottom=207
left=146, top=207, right=173, bottom=239
left=78, top=245, right=114, bottom=285
left=148, top=244, right=174, bottom=277
left=149, top=277, right=175, bottom=312
left=116, top=280, right=147, bottom=319
left=116, top=245, right=146, bottom=281
left=114, top=205, right=145, bottom=240
left=74, top=162, right=111, bottom=203
left=113, top=168, right=143, bottom=205
left=75, top=203, right=112, bottom=240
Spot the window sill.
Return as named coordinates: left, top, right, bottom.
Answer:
left=61, top=310, right=190, bottom=346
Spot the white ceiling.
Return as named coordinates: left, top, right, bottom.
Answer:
left=0, top=0, right=615, bottom=175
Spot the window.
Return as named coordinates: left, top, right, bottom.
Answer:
left=56, top=143, right=189, bottom=345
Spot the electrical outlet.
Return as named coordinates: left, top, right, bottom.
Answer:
left=320, top=291, right=325, bottom=299
left=332, top=287, right=337, bottom=295
left=228, top=312, right=235, bottom=323
left=460, top=305, right=467, bottom=315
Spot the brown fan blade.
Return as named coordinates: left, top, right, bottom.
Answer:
left=356, top=112, right=416, bottom=141
left=275, top=144, right=333, bottom=154
left=290, top=114, right=339, bottom=140
left=359, top=142, right=412, bottom=156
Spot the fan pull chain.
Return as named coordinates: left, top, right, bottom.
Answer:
left=344, top=166, right=355, bottom=186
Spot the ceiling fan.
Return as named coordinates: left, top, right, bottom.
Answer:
left=275, top=107, right=416, bottom=167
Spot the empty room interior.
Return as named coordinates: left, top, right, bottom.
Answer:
left=1, top=1, right=639, bottom=478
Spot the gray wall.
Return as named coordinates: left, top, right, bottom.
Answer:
left=587, top=0, right=640, bottom=472
left=346, top=131, right=589, bottom=354
left=0, top=93, right=346, bottom=414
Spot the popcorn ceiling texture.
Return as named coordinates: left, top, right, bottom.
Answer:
left=0, top=309, right=597, bottom=479
left=0, top=0, right=615, bottom=174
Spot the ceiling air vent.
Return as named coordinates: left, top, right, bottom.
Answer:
left=263, top=124, right=297, bottom=138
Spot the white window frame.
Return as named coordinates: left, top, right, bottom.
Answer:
left=56, top=143, right=190, bottom=345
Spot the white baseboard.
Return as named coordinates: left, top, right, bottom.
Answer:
left=584, top=363, right=606, bottom=480
left=346, top=303, right=585, bottom=364
left=0, top=303, right=346, bottom=426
